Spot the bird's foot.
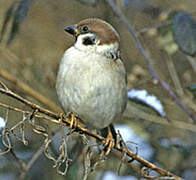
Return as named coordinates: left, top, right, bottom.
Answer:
left=103, top=126, right=115, bottom=155
left=58, top=112, right=78, bottom=129
left=68, top=112, right=78, bottom=129
left=59, top=112, right=66, bottom=123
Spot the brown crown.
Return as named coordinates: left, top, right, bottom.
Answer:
left=77, top=18, right=120, bottom=45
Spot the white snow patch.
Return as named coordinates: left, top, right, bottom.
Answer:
left=102, top=171, right=137, bottom=180
left=0, top=117, right=6, bottom=130
left=127, top=89, right=166, bottom=117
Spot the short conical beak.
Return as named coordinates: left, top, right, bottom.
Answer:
left=64, top=25, right=79, bottom=36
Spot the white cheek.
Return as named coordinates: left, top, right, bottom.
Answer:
left=73, top=34, right=119, bottom=58
left=74, top=35, right=84, bottom=48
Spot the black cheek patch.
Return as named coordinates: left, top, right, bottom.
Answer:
left=83, top=37, right=95, bottom=45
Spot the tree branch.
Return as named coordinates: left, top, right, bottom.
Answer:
left=0, top=84, right=183, bottom=179
left=105, top=0, right=196, bottom=122
left=0, top=69, right=62, bottom=113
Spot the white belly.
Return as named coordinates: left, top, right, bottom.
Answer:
left=56, top=47, right=127, bottom=129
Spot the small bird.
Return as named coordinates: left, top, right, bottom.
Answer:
left=56, top=18, right=127, bottom=154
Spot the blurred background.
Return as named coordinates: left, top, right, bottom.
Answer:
left=0, top=0, right=196, bottom=179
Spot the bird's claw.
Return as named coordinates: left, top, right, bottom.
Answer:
left=104, top=127, right=115, bottom=155
left=69, top=112, right=78, bottom=129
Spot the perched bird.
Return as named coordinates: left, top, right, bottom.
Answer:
left=56, top=18, right=127, bottom=154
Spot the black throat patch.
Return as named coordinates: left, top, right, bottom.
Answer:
left=82, top=36, right=96, bottom=45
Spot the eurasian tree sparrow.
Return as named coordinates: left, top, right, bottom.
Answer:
left=56, top=18, right=127, bottom=154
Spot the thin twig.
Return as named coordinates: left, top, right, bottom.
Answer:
left=0, top=87, right=58, bottom=119
left=0, top=69, right=62, bottom=112
left=124, top=103, right=196, bottom=133
left=0, top=86, right=105, bottom=140
left=106, top=0, right=196, bottom=122
left=165, top=53, right=184, bottom=97
left=138, top=20, right=172, bottom=34
left=10, top=149, right=27, bottom=174
left=0, top=85, right=183, bottom=179
left=186, top=55, right=196, bottom=73
left=19, top=128, right=62, bottom=180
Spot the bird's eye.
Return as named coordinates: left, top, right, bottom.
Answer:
left=82, top=26, right=88, bottom=32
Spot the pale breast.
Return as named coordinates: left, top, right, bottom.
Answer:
left=56, top=47, right=127, bottom=129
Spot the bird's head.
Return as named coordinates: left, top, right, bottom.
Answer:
left=64, top=18, right=120, bottom=59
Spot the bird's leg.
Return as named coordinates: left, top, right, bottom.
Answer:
left=104, top=126, right=115, bottom=155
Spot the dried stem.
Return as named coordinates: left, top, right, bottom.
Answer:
left=138, top=20, right=172, bottom=34
left=19, top=127, right=62, bottom=180
left=186, top=55, right=196, bottom=73
left=0, top=87, right=58, bottom=119
left=106, top=0, right=196, bottom=122
left=0, top=69, right=62, bottom=112
left=0, top=84, right=183, bottom=179
left=165, top=53, right=184, bottom=97
left=10, top=149, right=27, bottom=174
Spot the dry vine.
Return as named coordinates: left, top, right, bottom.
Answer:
left=0, top=79, right=183, bottom=180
